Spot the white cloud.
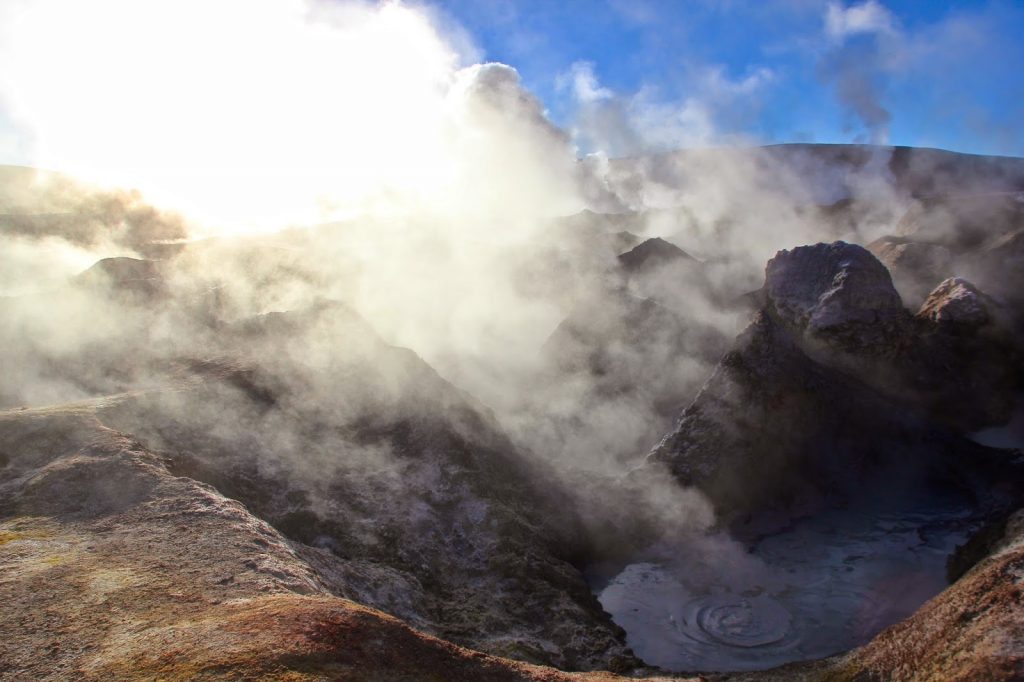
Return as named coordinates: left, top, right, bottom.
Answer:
left=825, top=0, right=897, bottom=41
left=702, top=65, right=776, bottom=97
left=563, top=62, right=775, bottom=156
left=558, top=61, right=614, bottom=104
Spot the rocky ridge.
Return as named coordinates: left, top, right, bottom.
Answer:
left=647, top=241, right=1023, bottom=526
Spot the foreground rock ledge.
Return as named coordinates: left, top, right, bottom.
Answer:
left=0, top=409, right=669, bottom=682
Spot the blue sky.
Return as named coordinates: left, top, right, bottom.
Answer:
left=434, top=0, right=1024, bottom=157
left=1, top=0, right=1022, bottom=169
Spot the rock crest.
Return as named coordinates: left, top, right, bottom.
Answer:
left=764, top=242, right=906, bottom=349
left=917, top=276, right=991, bottom=327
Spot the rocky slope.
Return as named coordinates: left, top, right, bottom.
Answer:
left=0, top=405, right=674, bottom=681
left=88, top=300, right=637, bottom=671
left=646, top=242, right=1023, bottom=526
left=0, top=236, right=642, bottom=671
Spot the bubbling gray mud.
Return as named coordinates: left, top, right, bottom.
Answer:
left=598, top=502, right=976, bottom=672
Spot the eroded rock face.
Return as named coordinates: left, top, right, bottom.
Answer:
left=763, top=242, right=907, bottom=351
left=91, top=302, right=635, bottom=672
left=908, top=278, right=1020, bottom=432
left=647, top=242, right=1022, bottom=525
left=614, top=236, right=721, bottom=314
left=645, top=311, right=1004, bottom=525
left=0, top=409, right=664, bottom=681
left=917, top=277, right=991, bottom=327
left=636, top=239, right=1024, bottom=678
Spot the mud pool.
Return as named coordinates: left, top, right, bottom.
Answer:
left=596, top=497, right=978, bottom=672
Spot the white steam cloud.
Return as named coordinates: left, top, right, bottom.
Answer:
left=0, top=0, right=579, bottom=232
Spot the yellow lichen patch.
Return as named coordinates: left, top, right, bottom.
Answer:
left=0, top=531, right=31, bottom=546
left=0, top=518, right=83, bottom=579
left=42, top=554, right=67, bottom=566
left=0, top=524, right=53, bottom=546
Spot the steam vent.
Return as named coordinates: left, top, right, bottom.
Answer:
left=2, top=2, right=1024, bottom=680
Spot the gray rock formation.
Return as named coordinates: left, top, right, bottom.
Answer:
left=617, top=237, right=697, bottom=273
left=763, top=242, right=907, bottom=351
left=646, top=242, right=1022, bottom=525
left=874, top=193, right=1024, bottom=330
left=908, top=277, right=1019, bottom=432
left=917, top=277, right=992, bottom=327
left=613, top=236, right=719, bottom=312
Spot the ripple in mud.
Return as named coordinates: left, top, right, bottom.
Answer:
left=597, top=501, right=976, bottom=672
left=685, top=594, right=791, bottom=647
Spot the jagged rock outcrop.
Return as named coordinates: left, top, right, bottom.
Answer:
left=917, top=277, right=992, bottom=327
left=646, top=242, right=1022, bottom=525
left=871, top=193, right=1024, bottom=326
left=615, top=237, right=718, bottom=312
left=908, top=278, right=1019, bottom=432
left=763, top=242, right=908, bottom=351
left=645, top=310, right=1006, bottom=524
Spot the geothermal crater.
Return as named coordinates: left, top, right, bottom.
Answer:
left=3, top=144, right=1024, bottom=680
